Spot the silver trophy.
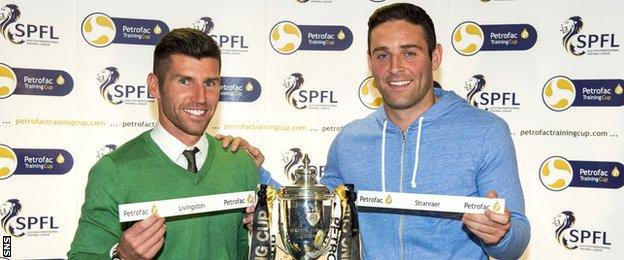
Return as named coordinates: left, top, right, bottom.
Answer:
left=278, top=154, right=334, bottom=259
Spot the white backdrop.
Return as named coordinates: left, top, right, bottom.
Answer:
left=0, top=0, right=622, bottom=259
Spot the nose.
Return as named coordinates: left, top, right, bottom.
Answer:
left=191, top=85, right=207, bottom=103
left=389, top=56, right=404, bottom=74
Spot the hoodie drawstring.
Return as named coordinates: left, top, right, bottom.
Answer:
left=380, top=120, right=388, bottom=192
left=380, top=117, right=424, bottom=191
left=410, top=117, right=424, bottom=188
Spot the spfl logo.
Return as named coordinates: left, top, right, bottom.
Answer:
left=0, top=198, right=59, bottom=238
left=539, top=156, right=623, bottom=191
left=542, top=75, right=624, bottom=112
left=452, top=21, right=537, bottom=56
left=282, top=148, right=325, bottom=183
left=96, top=144, right=118, bottom=159
left=81, top=12, right=169, bottom=47
left=283, top=73, right=337, bottom=110
left=553, top=211, right=612, bottom=251
left=560, top=16, right=620, bottom=56
left=220, top=77, right=261, bottom=102
left=464, top=74, right=519, bottom=113
left=192, top=16, right=248, bottom=55
left=97, top=67, right=153, bottom=105
left=0, top=4, right=59, bottom=46
left=0, top=144, right=73, bottom=180
left=358, top=76, right=383, bottom=109
left=0, top=62, right=73, bottom=99
left=269, top=21, right=352, bottom=54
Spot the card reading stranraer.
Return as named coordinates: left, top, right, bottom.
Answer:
left=357, top=190, right=505, bottom=214
left=118, top=191, right=256, bottom=222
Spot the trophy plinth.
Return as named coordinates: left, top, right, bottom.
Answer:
left=278, top=154, right=333, bottom=259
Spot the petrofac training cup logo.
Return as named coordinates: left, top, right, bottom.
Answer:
left=542, top=75, right=624, bottom=112
left=0, top=63, right=16, bottom=98
left=269, top=21, right=352, bottom=54
left=283, top=73, right=338, bottom=110
left=270, top=21, right=301, bottom=55
left=464, top=74, right=520, bottom=112
left=0, top=4, right=59, bottom=46
left=81, top=13, right=115, bottom=47
left=0, top=145, right=17, bottom=180
left=560, top=16, right=620, bottom=56
left=193, top=16, right=248, bottom=55
left=552, top=211, right=612, bottom=252
left=452, top=21, right=537, bottom=56
left=452, top=22, right=484, bottom=56
left=539, top=156, right=623, bottom=191
left=81, top=12, right=169, bottom=47
left=0, top=62, right=73, bottom=99
left=220, top=77, right=261, bottom=102
left=96, top=66, right=153, bottom=105
left=539, top=156, right=573, bottom=191
left=358, top=76, right=382, bottom=109
left=0, top=198, right=60, bottom=238
left=0, top=145, right=74, bottom=180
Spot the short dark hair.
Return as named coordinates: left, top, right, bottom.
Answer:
left=367, top=3, right=437, bottom=58
left=153, top=28, right=221, bottom=84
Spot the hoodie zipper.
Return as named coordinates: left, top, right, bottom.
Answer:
left=399, top=130, right=407, bottom=260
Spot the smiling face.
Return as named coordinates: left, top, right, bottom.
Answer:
left=368, top=19, right=441, bottom=114
left=148, top=53, right=221, bottom=146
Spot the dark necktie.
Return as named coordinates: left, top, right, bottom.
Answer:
left=182, top=147, right=199, bottom=173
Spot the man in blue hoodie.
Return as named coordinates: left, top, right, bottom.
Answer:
left=317, top=3, right=530, bottom=259
left=234, top=2, right=530, bottom=259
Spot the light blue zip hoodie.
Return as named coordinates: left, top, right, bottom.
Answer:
left=320, top=88, right=530, bottom=259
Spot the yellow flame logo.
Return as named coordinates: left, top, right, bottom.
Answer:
left=247, top=194, right=254, bottom=204
left=521, top=28, right=529, bottom=39
left=56, top=153, right=65, bottom=164
left=493, top=201, right=501, bottom=212
left=612, top=167, right=620, bottom=178
left=385, top=195, right=392, bottom=204
left=245, top=81, right=254, bottom=92
left=154, top=24, right=162, bottom=35
left=56, top=75, right=65, bottom=85
left=615, top=84, right=623, bottom=95
left=337, top=30, right=345, bottom=40
left=151, top=205, right=158, bottom=215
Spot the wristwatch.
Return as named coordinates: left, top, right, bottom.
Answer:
left=110, top=243, right=121, bottom=260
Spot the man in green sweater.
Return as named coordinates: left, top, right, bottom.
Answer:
left=68, top=28, right=258, bottom=259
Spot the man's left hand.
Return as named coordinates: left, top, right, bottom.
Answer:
left=462, top=190, right=511, bottom=245
left=215, top=134, right=265, bottom=168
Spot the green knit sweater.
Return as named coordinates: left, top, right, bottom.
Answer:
left=68, top=132, right=258, bottom=259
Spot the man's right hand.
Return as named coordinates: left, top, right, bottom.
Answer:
left=117, top=214, right=166, bottom=260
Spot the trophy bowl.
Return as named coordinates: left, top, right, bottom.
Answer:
left=278, top=155, right=334, bottom=259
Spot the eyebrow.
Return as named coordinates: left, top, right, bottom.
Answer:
left=371, top=44, right=423, bottom=54
left=172, top=73, right=220, bottom=81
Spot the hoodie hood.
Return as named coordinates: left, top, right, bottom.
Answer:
left=373, top=88, right=468, bottom=190
left=373, top=88, right=467, bottom=130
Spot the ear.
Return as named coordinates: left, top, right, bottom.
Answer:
left=367, top=50, right=373, bottom=73
left=147, top=73, right=160, bottom=99
left=431, top=43, right=443, bottom=71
